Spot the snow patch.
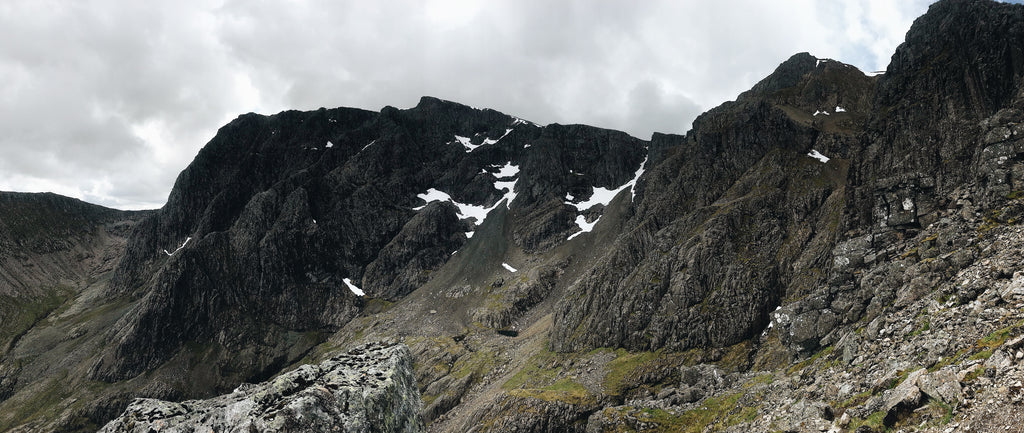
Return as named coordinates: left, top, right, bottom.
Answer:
left=455, top=135, right=478, bottom=152
left=567, top=215, right=599, bottom=241
left=567, top=156, right=647, bottom=211
left=458, top=129, right=512, bottom=152
left=902, top=197, right=914, bottom=211
left=343, top=278, right=364, bottom=296
left=326, top=141, right=334, bottom=148
left=413, top=161, right=520, bottom=225
left=491, top=162, right=520, bottom=209
left=807, top=150, right=830, bottom=163
left=502, top=263, right=518, bottom=273
left=565, top=156, right=646, bottom=239
left=413, top=189, right=452, bottom=210
left=465, top=231, right=474, bottom=239
left=816, top=58, right=827, bottom=67
left=494, top=178, right=518, bottom=209
left=813, top=110, right=830, bottom=116
left=495, top=162, right=520, bottom=178
left=482, top=128, right=513, bottom=146
left=835, top=106, right=846, bottom=113
left=413, top=188, right=489, bottom=223
left=163, top=237, right=192, bottom=256
left=524, top=144, right=531, bottom=148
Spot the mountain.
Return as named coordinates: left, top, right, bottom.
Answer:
left=2, top=0, right=1024, bottom=431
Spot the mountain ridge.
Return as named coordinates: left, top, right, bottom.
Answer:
left=3, top=0, right=1024, bottom=431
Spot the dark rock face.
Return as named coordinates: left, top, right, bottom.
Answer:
left=363, top=201, right=467, bottom=300
left=551, top=63, right=861, bottom=352
left=88, top=97, right=648, bottom=386
left=850, top=0, right=1024, bottom=230
left=552, top=0, right=1024, bottom=355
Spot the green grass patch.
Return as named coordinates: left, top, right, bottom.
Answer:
left=962, top=367, right=985, bottom=383
left=969, top=350, right=994, bottom=361
left=421, top=393, right=438, bottom=406
left=744, top=373, right=774, bottom=388
left=603, top=349, right=660, bottom=397
left=934, top=398, right=954, bottom=424
left=508, top=378, right=596, bottom=406
left=0, top=370, right=70, bottom=431
left=909, top=320, right=930, bottom=337
left=0, top=289, right=70, bottom=352
left=451, top=349, right=496, bottom=380
left=616, top=392, right=759, bottom=433
left=835, top=390, right=873, bottom=409
left=507, top=388, right=595, bottom=406
left=928, top=348, right=970, bottom=373
left=361, top=298, right=393, bottom=315
left=848, top=410, right=887, bottom=432
left=502, top=349, right=560, bottom=390
left=718, top=340, right=753, bottom=372
left=66, top=296, right=132, bottom=327
left=977, top=324, right=1016, bottom=349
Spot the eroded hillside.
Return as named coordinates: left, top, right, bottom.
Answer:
left=1, top=0, right=1024, bottom=432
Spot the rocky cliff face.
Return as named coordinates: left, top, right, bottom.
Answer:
left=549, top=54, right=867, bottom=353
left=99, top=342, right=421, bottom=433
left=86, top=97, right=646, bottom=388
left=3, top=1, right=1024, bottom=432
left=551, top=0, right=1024, bottom=357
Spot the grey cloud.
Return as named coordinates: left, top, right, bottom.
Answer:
left=0, top=0, right=937, bottom=209
left=625, top=80, right=703, bottom=138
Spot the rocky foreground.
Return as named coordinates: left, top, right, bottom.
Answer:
left=98, top=343, right=421, bottom=433
left=581, top=199, right=1024, bottom=432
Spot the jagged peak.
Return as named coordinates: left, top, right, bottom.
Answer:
left=739, top=52, right=870, bottom=103
left=414, top=95, right=471, bottom=110
left=741, top=52, right=818, bottom=97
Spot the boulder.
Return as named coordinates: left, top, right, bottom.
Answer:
left=917, top=369, right=963, bottom=406
left=98, top=343, right=422, bottom=433
left=883, top=368, right=926, bottom=426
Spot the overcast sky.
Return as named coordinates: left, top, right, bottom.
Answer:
left=0, top=0, right=981, bottom=209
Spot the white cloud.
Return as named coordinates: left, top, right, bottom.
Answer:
left=0, top=0, right=939, bottom=209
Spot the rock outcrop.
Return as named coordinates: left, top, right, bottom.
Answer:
left=99, top=342, right=422, bottom=433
